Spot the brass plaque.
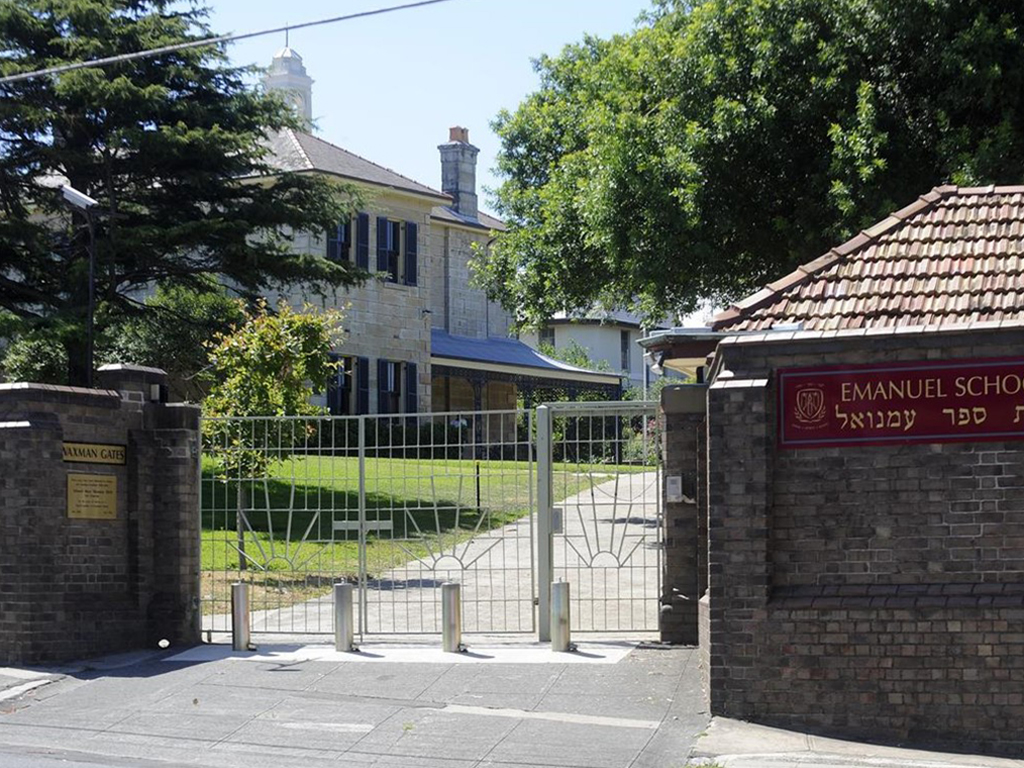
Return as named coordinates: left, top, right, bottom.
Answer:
left=67, top=474, right=118, bottom=519
left=62, top=442, right=126, bottom=465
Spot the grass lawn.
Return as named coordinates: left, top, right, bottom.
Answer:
left=200, top=454, right=653, bottom=615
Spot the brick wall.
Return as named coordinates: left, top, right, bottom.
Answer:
left=700, top=326, right=1024, bottom=755
left=660, top=385, right=707, bottom=644
left=0, top=366, right=200, bottom=664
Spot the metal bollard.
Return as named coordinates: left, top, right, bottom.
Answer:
left=334, top=582, right=356, bottom=652
left=231, top=582, right=251, bottom=652
left=551, top=580, right=574, bottom=652
left=441, top=582, right=464, bottom=652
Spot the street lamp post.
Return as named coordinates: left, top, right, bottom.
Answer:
left=61, top=185, right=99, bottom=388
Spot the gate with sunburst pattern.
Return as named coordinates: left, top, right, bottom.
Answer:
left=537, top=401, right=663, bottom=637
left=200, top=403, right=661, bottom=639
left=201, top=410, right=534, bottom=636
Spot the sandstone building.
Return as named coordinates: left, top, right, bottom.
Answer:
left=262, top=47, right=620, bottom=416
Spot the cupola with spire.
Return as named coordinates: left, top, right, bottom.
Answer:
left=263, top=43, right=313, bottom=130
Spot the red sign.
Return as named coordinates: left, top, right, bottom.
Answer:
left=778, top=357, right=1024, bottom=449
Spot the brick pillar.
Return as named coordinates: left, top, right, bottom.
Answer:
left=98, top=364, right=200, bottom=647
left=146, top=405, right=201, bottom=645
left=0, top=365, right=200, bottom=665
left=659, top=384, right=707, bottom=644
left=704, top=374, right=772, bottom=716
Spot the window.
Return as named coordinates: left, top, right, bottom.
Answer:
left=327, top=355, right=369, bottom=415
left=378, top=219, right=401, bottom=281
left=326, top=354, right=352, bottom=415
left=620, top=329, right=631, bottom=372
left=376, top=218, right=418, bottom=285
left=377, top=359, right=402, bottom=414
left=326, top=217, right=352, bottom=262
left=377, top=359, right=418, bottom=415
left=539, top=327, right=555, bottom=348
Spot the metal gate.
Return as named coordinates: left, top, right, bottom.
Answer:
left=201, top=410, right=535, bottom=636
left=200, top=402, right=661, bottom=638
left=537, top=401, right=662, bottom=636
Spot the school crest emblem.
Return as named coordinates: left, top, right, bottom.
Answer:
left=794, top=385, right=826, bottom=426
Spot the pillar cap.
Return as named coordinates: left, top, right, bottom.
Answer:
left=661, top=384, right=707, bottom=414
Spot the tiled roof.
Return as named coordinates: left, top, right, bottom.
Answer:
left=264, top=129, right=449, bottom=200
left=713, top=185, right=1024, bottom=332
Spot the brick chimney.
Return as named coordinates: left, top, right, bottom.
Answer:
left=438, top=126, right=479, bottom=220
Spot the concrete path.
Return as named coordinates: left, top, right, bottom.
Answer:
left=205, top=471, right=661, bottom=638
left=691, top=717, right=1024, bottom=768
left=0, top=641, right=704, bottom=768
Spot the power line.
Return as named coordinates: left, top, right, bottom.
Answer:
left=0, top=0, right=457, bottom=85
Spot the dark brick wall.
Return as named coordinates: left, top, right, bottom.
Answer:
left=773, top=444, right=1024, bottom=586
left=700, top=326, right=1024, bottom=756
left=0, top=369, right=200, bottom=665
left=660, top=385, right=707, bottom=644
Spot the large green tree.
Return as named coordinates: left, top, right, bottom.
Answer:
left=481, top=0, right=1024, bottom=325
left=0, top=0, right=362, bottom=385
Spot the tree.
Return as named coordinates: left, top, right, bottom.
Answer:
left=1, top=280, right=243, bottom=392
left=204, top=300, right=343, bottom=427
left=538, top=338, right=613, bottom=372
left=202, top=301, right=343, bottom=570
left=0, top=0, right=363, bottom=386
left=1, top=334, right=69, bottom=384
left=100, top=280, right=245, bottom=400
left=480, top=0, right=1024, bottom=326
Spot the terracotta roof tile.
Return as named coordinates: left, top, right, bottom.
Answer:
left=713, top=185, right=1024, bottom=332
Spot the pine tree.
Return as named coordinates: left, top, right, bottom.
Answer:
left=0, top=0, right=362, bottom=385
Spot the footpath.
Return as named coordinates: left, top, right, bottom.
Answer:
left=0, top=640, right=702, bottom=768
left=0, top=641, right=1020, bottom=768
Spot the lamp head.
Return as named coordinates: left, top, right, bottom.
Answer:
left=61, top=184, right=98, bottom=210
left=645, top=350, right=665, bottom=376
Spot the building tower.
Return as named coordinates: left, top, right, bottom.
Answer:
left=263, top=46, right=313, bottom=130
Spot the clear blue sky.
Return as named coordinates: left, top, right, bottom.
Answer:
left=205, top=0, right=651, bottom=215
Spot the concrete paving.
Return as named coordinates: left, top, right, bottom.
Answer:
left=0, top=641, right=705, bottom=768
left=690, top=717, right=1024, bottom=768
left=1, top=646, right=1019, bottom=767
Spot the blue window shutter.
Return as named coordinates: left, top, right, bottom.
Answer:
left=326, top=222, right=340, bottom=262
left=339, top=219, right=351, bottom=261
left=404, top=222, right=418, bottom=286
left=377, top=358, right=390, bottom=414
left=356, top=356, right=370, bottom=414
left=404, top=362, right=418, bottom=414
left=376, top=216, right=389, bottom=272
left=356, top=213, right=369, bottom=270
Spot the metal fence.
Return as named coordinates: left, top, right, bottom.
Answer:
left=200, top=402, right=663, bottom=640
left=200, top=409, right=535, bottom=636
left=537, top=401, right=662, bottom=635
